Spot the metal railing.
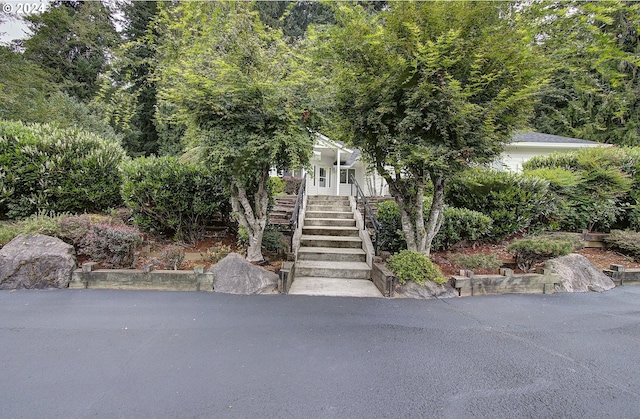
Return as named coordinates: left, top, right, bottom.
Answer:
left=289, top=174, right=306, bottom=252
left=350, top=174, right=381, bottom=255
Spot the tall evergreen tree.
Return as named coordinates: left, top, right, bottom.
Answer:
left=22, top=1, right=118, bottom=101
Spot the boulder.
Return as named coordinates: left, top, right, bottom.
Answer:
left=546, top=253, right=615, bottom=293
left=395, top=280, right=458, bottom=299
left=208, top=253, right=278, bottom=294
left=0, top=234, right=77, bottom=290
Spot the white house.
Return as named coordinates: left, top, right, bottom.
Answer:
left=497, top=131, right=604, bottom=172
left=291, top=132, right=388, bottom=197
left=280, top=130, right=605, bottom=197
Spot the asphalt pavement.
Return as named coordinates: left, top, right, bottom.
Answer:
left=1, top=287, right=639, bottom=419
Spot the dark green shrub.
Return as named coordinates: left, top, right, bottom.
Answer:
left=121, top=156, right=230, bottom=243
left=506, top=237, right=573, bottom=272
left=283, top=176, right=302, bottom=195
left=446, top=168, right=552, bottom=240
left=387, top=250, right=447, bottom=285
left=433, top=207, right=493, bottom=250
left=80, top=223, right=142, bottom=268
left=604, top=230, right=640, bottom=261
left=376, top=200, right=493, bottom=252
left=236, top=224, right=286, bottom=254
left=0, top=120, right=126, bottom=219
left=448, top=253, right=503, bottom=271
left=376, top=200, right=406, bottom=253
left=524, top=147, right=633, bottom=232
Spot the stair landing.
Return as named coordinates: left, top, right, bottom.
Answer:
left=288, top=277, right=382, bottom=298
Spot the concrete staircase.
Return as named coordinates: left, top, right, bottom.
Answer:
left=288, top=195, right=382, bottom=297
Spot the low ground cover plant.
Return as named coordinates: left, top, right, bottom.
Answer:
left=448, top=253, right=503, bottom=271
left=604, top=230, right=640, bottom=262
left=506, top=237, right=573, bottom=272
left=387, top=250, right=447, bottom=285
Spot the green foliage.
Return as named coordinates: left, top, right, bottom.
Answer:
left=536, top=232, right=585, bottom=251
left=261, top=228, right=288, bottom=254
left=156, top=1, right=313, bottom=261
left=0, top=211, right=66, bottom=246
left=435, top=207, right=494, bottom=251
left=80, top=222, right=142, bottom=268
left=120, top=156, right=230, bottom=243
left=387, top=250, right=447, bottom=286
left=528, top=2, right=640, bottom=146
left=604, top=230, right=640, bottom=262
left=506, top=237, right=573, bottom=272
left=376, top=200, right=493, bottom=252
left=312, top=1, right=547, bottom=253
left=268, top=177, right=287, bottom=196
left=22, top=1, right=118, bottom=101
left=446, top=168, right=553, bottom=241
left=448, top=253, right=503, bottom=271
left=236, top=224, right=287, bottom=255
left=376, top=200, right=406, bottom=253
left=0, top=120, right=126, bottom=219
left=524, top=147, right=633, bottom=232
left=0, top=47, right=120, bottom=142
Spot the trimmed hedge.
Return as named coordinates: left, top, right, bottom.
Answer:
left=0, top=120, right=126, bottom=219
left=446, top=168, right=552, bottom=240
left=121, top=156, right=230, bottom=243
left=377, top=199, right=493, bottom=253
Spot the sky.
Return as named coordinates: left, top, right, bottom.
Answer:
left=0, top=1, right=49, bottom=45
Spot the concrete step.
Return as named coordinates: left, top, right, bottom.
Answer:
left=304, top=218, right=356, bottom=227
left=305, top=211, right=354, bottom=220
left=300, top=235, right=363, bottom=248
left=306, top=204, right=352, bottom=212
left=297, top=246, right=366, bottom=262
left=288, top=277, right=382, bottom=298
left=308, top=195, right=351, bottom=202
left=295, top=260, right=371, bottom=279
left=302, top=225, right=360, bottom=237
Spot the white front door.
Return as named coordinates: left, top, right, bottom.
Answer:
left=317, top=165, right=333, bottom=195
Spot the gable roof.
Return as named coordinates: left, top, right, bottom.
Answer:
left=512, top=132, right=599, bottom=145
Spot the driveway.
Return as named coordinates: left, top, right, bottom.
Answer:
left=1, top=287, right=639, bottom=418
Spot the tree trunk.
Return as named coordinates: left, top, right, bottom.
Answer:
left=377, top=164, right=444, bottom=256
left=423, top=175, right=445, bottom=256
left=230, top=168, right=269, bottom=262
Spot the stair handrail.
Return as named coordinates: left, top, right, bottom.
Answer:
left=289, top=173, right=307, bottom=252
left=349, top=173, right=381, bottom=255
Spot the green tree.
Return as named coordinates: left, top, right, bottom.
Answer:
left=0, top=46, right=120, bottom=142
left=530, top=1, right=640, bottom=145
left=156, top=1, right=312, bottom=261
left=313, top=1, right=545, bottom=254
left=22, top=1, right=118, bottom=101
left=95, top=0, right=162, bottom=156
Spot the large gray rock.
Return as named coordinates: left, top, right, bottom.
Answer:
left=396, top=280, right=458, bottom=299
left=0, top=234, right=76, bottom=289
left=546, top=253, right=615, bottom=293
left=208, top=253, right=278, bottom=294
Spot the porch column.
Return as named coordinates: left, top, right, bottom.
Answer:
left=336, top=148, right=341, bottom=196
